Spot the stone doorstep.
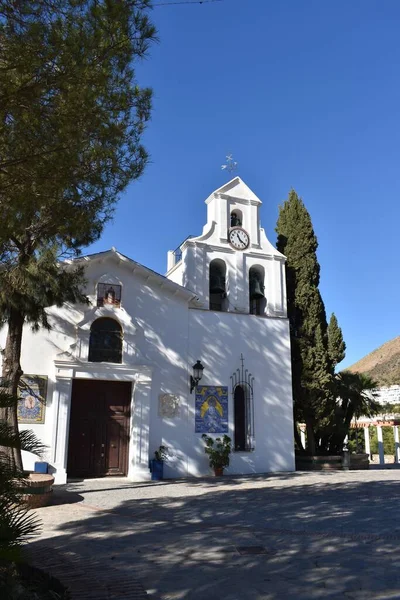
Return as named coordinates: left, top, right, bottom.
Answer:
left=27, top=543, right=148, bottom=599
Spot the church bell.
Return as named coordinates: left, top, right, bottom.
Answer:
left=209, top=274, right=226, bottom=294
left=249, top=276, right=264, bottom=299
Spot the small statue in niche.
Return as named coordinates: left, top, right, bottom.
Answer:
left=97, top=283, right=121, bottom=307
left=104, top=287, right=116, bottom=305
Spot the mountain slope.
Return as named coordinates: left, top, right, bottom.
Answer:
left=348, top=335, right=400, bottom=386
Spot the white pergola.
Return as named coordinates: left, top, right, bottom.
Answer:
left=299, top=415, right=400, bottom=466
left=352, top=415, right=400, bottom=466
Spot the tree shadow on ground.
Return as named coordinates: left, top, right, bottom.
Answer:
left=59, top=472, right=308, bottom=498
left=31, top=477, right=400, bottom=599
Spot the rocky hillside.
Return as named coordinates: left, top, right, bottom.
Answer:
left=348, top=336, right=400, bottom=385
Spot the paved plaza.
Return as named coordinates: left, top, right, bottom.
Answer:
left=27, top=469, right=400, bottom=599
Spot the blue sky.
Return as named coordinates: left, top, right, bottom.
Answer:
left=86, top=0, right=400, bottom=369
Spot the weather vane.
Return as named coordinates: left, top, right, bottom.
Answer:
left=221, top=153, right=238, bottom=174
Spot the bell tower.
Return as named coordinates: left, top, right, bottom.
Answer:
left=166, top=177, right=287, bottom=318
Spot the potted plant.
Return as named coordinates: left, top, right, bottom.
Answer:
left=201, top=434, right=232, bottom=476
left=149, top=445, right=168, bottom=481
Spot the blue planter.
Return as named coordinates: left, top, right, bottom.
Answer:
left=34, top=462, right=48, bottom=474
left=150, top=459, right=164, bottom=481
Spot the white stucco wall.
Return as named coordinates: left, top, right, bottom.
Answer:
left=153, top=308, right=295, bottom=478
left=0, top=255, right=294, bottom=482
left=167, top=177, right=287, bottom=317
left=0, top=177, right=295, bottom=484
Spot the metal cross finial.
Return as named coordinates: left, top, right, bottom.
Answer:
left=221, top=153, right=238, bottom=174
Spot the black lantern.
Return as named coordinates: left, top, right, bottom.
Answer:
left=190, top=360, right=204, bottom=394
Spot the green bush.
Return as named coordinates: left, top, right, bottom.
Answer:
left=349, top=426, right=396, bottom=456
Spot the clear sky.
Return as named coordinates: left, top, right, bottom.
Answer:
left=85, top=0, right=400, bottom=369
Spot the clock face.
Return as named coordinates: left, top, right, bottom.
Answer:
left=228, top=227, right=250, bottom=250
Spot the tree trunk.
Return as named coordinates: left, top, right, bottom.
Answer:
left=305, top=417, right=316, bottom=455
left=293, top=422, right=306, bottom=454
left=0, top=308, right=25, bottom=471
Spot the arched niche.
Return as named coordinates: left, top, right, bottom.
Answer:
left=230, top=209, right=243, bottom=228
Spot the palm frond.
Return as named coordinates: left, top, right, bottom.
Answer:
left=0, top=499, right=41, bottom=561
left=18, top=430, right=47, bottom=456
left=336, top=370, right=381, bottom=418
left=0, top=423, right=46, bottom=457
left=0, top=379, right=45, bottom=558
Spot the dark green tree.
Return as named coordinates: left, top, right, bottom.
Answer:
left=276, top=189, right=333, bottom=454
left=327, top=313, right=346, bottom=368
left=325, top=371, right=380, bottom=454
left=0, top=0, right=156, bottom=469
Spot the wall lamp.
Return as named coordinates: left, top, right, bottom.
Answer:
left=190, top=360, right=204, bottom=394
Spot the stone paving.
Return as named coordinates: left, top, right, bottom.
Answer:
left=27, top=470, right=400, bottom=599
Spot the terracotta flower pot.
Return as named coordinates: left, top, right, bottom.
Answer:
left=214, top=467, right=224, bottom=476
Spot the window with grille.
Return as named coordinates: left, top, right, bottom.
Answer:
left=88, top=318, right=123, bottom=363
left=231, top=355, right=255, bottom=452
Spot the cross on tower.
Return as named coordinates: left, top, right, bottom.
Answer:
left=221, top=153, right=238, bottom=174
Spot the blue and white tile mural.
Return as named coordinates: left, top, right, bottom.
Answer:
left=195, top=385, right=228, bottom=433
left=17, top=375, right=47, bottom=424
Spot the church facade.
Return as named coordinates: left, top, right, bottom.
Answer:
left=1, top=177, right=295, bottom=484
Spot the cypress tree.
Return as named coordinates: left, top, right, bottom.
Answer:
left=327, top=313, right=346, bottom=368
left=276, top=189, right=333, bottom=454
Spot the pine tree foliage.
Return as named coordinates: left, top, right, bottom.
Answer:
left=0, top=247, right=87, bottom=330
left=0, top=0, right=156, bottom=468
left=0, top=0, right=155, bottom=256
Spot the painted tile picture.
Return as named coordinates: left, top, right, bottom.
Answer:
left=195, top=385, right=228, bottom=433
left=17, top=375, right=48, bottom=424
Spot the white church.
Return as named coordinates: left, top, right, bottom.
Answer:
left=1, top=177, right=295, bottom=484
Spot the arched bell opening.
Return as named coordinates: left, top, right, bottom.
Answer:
left=209, top=259, right=228, bottom=312
left=249, top=266, right=266, bottom=316
left=230, top=209, right=243, bottom=228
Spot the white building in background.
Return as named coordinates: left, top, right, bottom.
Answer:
left=373, top=385, right=400, bottom=405
left=0, top=177, right=295, bottom=484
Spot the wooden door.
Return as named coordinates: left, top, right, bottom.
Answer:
left=67, top=379, right=131, bottom=478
